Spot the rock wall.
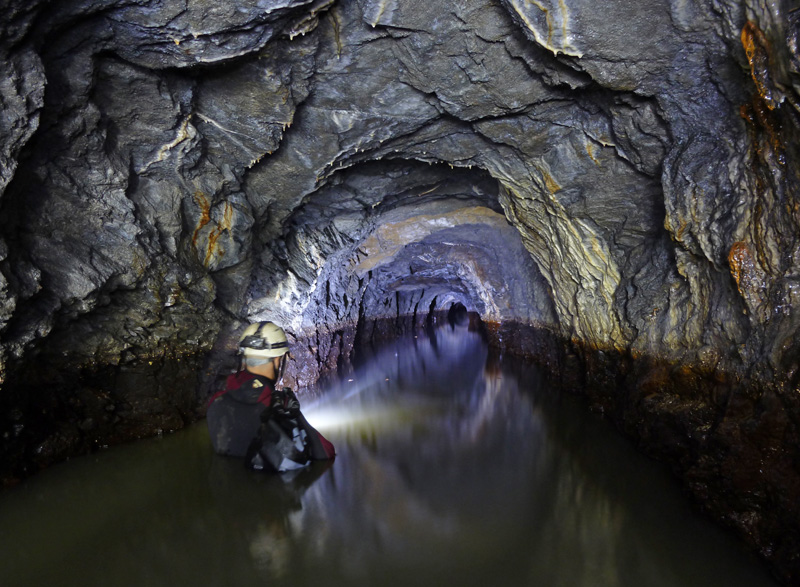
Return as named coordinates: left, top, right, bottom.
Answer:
left=0, top=0, right=799, bottom=581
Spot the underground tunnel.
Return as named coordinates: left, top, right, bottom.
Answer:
left=0, top=0, right=799, bottom=584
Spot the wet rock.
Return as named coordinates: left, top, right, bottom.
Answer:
left=0, top=0, right=799, bottom=581
left=107, top=0, right=333, bottom=69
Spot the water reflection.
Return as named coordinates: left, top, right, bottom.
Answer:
left=0, top=324, right=778, bottom=587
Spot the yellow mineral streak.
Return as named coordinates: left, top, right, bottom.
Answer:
left=585, top=138, right=600, bottom=165
left=154, top=114, right=193, bottom=163
left=370, top=0, right=390, bottom=27
left=541, top=168, right=561, bottom=194
left=494, top=173, right=624, bottom=348
left=417, top=183, right=442, bottom=197
left=353, top=206, right=508, bottom=275
left=508, top=0, right=583, bottom=57
left=741, top=21, right=775, bottom=110
left=331, top=8, right=343, bottom=59
left=558, top=0, right=570, bottom=46
left=529, top=0, right=554, bottom=46
left=204, top=201, right=234, bottom=267
left=191, top=191, right=211, bottom=254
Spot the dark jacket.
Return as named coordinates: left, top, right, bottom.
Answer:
left=207, top=371, right=335, bottom=461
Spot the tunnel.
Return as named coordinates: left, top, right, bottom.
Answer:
left=244, top=160, right=560, bottom=386
left=0, top=0, right=799, bottom=583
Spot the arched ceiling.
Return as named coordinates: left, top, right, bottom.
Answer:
left=0, top=0, right=795, bottom=379
left=1, top=2, right=799, bottom=575
left=245, top=161, right=557, bottom=335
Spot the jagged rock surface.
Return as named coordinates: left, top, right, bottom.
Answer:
left=0, top=0, right=798, bottom=581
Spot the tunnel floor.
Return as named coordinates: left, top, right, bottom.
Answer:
left=0, top=325, right=778, bottom=587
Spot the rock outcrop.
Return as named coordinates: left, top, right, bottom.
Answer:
left=0, top=0, right=798, bottom=581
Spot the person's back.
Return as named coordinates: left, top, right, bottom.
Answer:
left=206, top=321, right=335, bottom=470
left=207, top=370, right=274, bottom=457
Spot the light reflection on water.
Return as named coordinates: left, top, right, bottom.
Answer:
left=0, top=325, right=778, bottom=587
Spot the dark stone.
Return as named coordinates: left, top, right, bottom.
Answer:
left=1, top=353, right=205, bottom=483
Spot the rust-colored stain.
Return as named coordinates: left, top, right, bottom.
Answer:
left=741, top=96, right=785, bottom=165
left=741, top=21, right=775, bottom=109
left=739, top=19, right=787, bottom=191
left=739, top=102, right=753, bottom=124
left=191, top=191, right=211, bottom=252
left=585, top=140, right=600, bottom=165
left=742, top=97, right=785, bottom=166
left=676, top=218, right=688, bottom=241
left=331, top=6, right=343, bottom=59
left=191, top=191, right=232, bottom=268
left=541, top=169, right=561, bottom=194
left=204, top=201, right=233, bottom=267
left=728, top=241, right=754, bottom=292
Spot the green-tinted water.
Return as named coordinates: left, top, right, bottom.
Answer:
left=0, top=326, right=778, bottom=586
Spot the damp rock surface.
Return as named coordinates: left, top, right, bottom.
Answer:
left=0, top=0, right=799, bottom=582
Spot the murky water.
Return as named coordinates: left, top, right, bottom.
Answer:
left=0, top=325, right=778, bottom=587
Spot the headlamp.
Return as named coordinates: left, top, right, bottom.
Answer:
left=240, top=335, right=289, bottom=351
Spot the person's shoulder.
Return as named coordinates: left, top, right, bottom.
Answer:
left=227, top=371, right=273, bottom=391
left=225, top=371, right=254, bottom=388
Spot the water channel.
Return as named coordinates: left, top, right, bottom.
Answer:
left=0, top=324, right=778, bottom=586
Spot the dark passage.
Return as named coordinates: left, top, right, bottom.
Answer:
left=0, top=325, right=777, bottom=587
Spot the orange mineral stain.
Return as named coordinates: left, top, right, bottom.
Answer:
left=741, top=21, right=776, bottom=109
left=204, top=201, right=233, bottom=267
left=728, top=241, right=754, bottom=292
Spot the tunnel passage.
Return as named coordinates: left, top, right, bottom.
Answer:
left=1, top=2, right=799, bottom=580
left=242, top=160, right=559, bottom=384
left=447, top=302, right=469, bottom=327
left=0, top=0, right=675, bottom=483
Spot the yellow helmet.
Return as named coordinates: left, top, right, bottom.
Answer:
left=238, top=321, right=289, bottom=358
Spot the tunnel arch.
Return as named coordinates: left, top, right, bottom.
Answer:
left=447, top=302, right=470, bottom=327
left=0, top=1, right=795, bottom=577
left=244, top=160, right=559, bottom=345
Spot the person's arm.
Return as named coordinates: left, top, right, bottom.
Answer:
left=296, top=412, right=336, bottom=460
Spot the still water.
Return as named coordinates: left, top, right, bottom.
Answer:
left=0, top=325, right=778, bottom=587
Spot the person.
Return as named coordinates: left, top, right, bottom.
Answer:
left=206, top=321, right=335, bottom=472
